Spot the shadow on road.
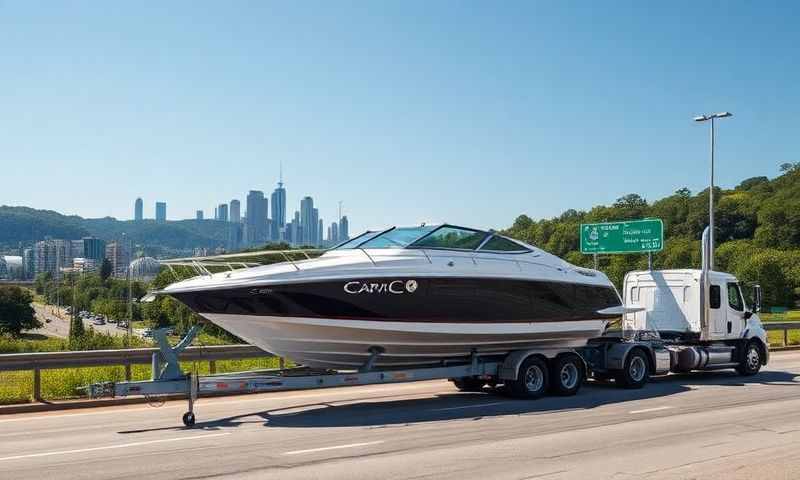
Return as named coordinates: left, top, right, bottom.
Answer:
left=118, top=368, right=800, bottom=434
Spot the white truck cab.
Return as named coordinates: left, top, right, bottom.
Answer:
left=622, top=269, right=767, bottom=344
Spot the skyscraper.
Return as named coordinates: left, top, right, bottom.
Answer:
left=300, top=197, right=314, bottom=246
left=317, top=218, right=323, bottom=246
left=229, top=199, right=241, bottom=223
left=270, top=179, right=286, bottom=241
left=196, top=210, right=204, bottom=220
left=155, top=202, right=167, bottom=223
left=330, top=221, right=339, bottom=244
left=82, top=237, right=106, bottom=262
left=339, top=216, right=349, bottom=241
left=217, top=203, right=228, bottom=222
left=134, top=198, right=143, bottom=221
left=245, top=190, right=267, bottom=246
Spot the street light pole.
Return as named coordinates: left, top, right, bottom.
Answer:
left=693, top=112, right=732, bottom=270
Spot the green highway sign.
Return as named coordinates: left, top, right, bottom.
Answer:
left=580, top=219, right=664, bottom=254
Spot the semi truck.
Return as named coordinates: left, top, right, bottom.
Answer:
left=91, top=228, right=768, bottom=426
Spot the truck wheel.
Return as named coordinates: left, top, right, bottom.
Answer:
left=736, top=341, right=762, bottom=376
left=451, top=377, right=485, bottom=392
left=507, top=356, right=549, bottom=399
left=615, top=349, right=649, bottom=389
left=550, top=354, right=584, bottom=396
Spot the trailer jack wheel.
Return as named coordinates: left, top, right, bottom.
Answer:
left=182, top=411, right=196, bottom=427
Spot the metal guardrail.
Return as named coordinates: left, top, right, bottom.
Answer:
left=2, top=322, right=799, bottom=404
left=0, top=344, right=273, bottom=402
left=764, top=321, right=800, bottom=347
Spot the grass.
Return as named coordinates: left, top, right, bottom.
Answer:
left=0, top=357, right=283, bottom=405
left=762, top=309, right=800, bottom=347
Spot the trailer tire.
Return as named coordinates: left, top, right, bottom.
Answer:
left=182, top=412, right=196, bottom=427
left=507, top=356, right=549, bottom=399
left=736, top=341, right=762, bottom=376
left=550, top=354, right=584, bottom=396
left=451, top=377, right=485, bottom=392
left=615, top=349, right=649, bottom=389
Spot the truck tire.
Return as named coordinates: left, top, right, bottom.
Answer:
left=451, top=377, right=485, bottom=392
left=615, top=349, right=649, bottom=389
left=507, top=356, right=549, bottom=399
left=736, top=341, right=762, bottom=376
left=550, top=353, right=584, bottom=396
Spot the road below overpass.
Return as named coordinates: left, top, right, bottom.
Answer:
left=2, top=351, right=800, bottom=480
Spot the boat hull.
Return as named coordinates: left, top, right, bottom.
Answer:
left=169, top=276, right=621, bottom=369
left=199, top=313, right=608, bottom=368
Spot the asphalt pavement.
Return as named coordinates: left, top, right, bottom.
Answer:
left=2, top=352, right=800, bottom=480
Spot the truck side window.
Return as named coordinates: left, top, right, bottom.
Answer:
left=727, top=283, right=744, bottom=311
left=710, top=285, right=721, bottom=309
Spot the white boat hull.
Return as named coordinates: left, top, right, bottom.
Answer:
left=201, top=313, right=608, bottom=369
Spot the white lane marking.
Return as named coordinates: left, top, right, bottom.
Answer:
left=0, top=432, right=231, bottom=462
left=0, top=383, right=445, bottom=424
left=430, top=402, right=507, bottom=412
left=629, top=406, right=672, bottom=414
left=283, top=440, right=384, bottom=456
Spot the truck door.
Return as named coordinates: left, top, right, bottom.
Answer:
left=725, top=282, right=746, bottom=337
left=709, top=283, right=726, bottom=336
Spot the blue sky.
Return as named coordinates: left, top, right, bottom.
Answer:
left=1, top=1, right=798, bottom=234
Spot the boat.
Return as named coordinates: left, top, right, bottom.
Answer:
left=161, top=224, right=623, bottom=369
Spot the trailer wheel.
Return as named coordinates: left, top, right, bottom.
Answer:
left=615, top=349, right=649, bottom=389
left=507, top=356, right=549, bottom=399
left=182, top=412, right=196, bottom=427
left=451, top=377, right=485, bottom=392
left=550, top=354, right=583, bottom=396
left=736, top=341, right=762, bottom=376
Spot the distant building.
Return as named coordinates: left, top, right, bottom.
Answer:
left=227, top=223, right=243, bottom=251
left=318, top=218, right=323, bottom=246
left=270, top=180, right=286, bottom=241
left=23, top=248, right=34, bottom=280
left=155, top=202, right=167, bottom=223
left=245, top=190, right=267, bottom=246
left=196, top=210, right=204, bottom=220
left=71, top=257, right=98, bottom=273
left=0, top=256, right=23, bottom=280
left=82, top=237, right=106, bottom=262
left=329, top=221, right=339, bottom=244
left=229, top=199, right=241, bottom=223
left=134, top=197, right=143, bottom=221
left=217, top=203, right=228, bottom=222
left=34, top=239, right=70, bottom=278
left=339, top=216, right=349, bottom=241
left=105, top=241, right=130, bottom=277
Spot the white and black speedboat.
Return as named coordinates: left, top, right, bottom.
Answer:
left=163, top=225, right=623, bottom=369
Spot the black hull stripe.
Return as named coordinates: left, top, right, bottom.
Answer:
left=172, top=277, right=621, bottom=325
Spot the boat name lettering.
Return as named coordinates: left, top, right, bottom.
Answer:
left=249, top=288, right=273, bottom=295
left=344, top=280, right=417, bottom=295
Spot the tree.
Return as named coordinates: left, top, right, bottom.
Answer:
left=0, top=286, right=40, bottom=337
left=100, top=258, right=113, bottom=281
left=780, top=162, right=799, bottom=173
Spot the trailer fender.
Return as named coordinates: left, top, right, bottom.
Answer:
left=499, top=349, right=580, bottom=381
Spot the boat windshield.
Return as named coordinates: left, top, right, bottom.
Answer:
left=410, top=226, right=488, bottom=250
left=332, top=231, right=382, bottom=249
left=357, top=226, right=437, bottom=249
left=332, top=224, right=529, bottom=253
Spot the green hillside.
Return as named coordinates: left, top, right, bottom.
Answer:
left=0, top=206, right=231, bottom=250
left=503, top=163, right=800, bottom=308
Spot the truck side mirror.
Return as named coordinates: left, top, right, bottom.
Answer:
left=753, top=284, right=762, bottom=313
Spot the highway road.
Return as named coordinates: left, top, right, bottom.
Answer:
left=2, top=351, right=800, bottom=480
left=29, top=304, right=127, bottom=338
